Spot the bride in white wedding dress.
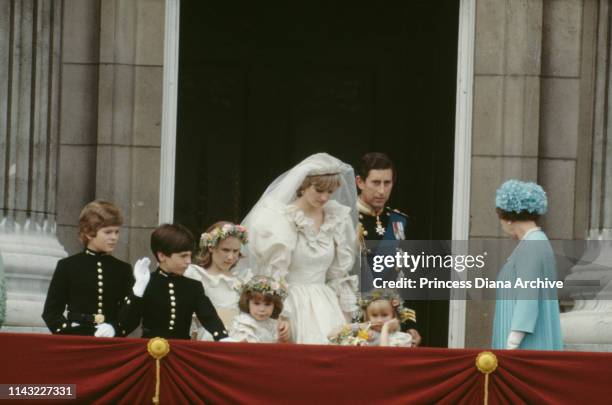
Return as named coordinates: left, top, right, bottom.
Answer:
left=243, top=153, right=359, bottom=344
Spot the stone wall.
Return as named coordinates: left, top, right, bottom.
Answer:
left=466, top=0, right=595, bottom=348
left=57, top=0, right=165, bottom=263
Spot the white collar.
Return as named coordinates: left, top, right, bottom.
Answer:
left=357, top=198, right=381, bottom=216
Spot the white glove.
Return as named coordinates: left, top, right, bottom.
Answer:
left=132, top=257, right=151, bottom=297
left=94, top=323, right=116, bottom=338
left=71, top=322, right=80, bottom=327
left=506, top=330, right=526, bottom=350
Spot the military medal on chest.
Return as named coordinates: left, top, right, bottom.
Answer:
left=375, top=215, right=385, bottom=236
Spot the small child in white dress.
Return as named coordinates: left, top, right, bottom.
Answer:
left=328, top=290, right=413, bottom=347
left=229, top=276, right=291, bottom=343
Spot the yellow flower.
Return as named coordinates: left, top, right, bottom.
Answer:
left=357, top=329, right=370, bottom=340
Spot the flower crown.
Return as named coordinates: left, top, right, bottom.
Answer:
left=358, top=290, right=416, bottom=324
left=495, top=179, right=548, bottom=215
left=239, top=275, right=289, bottom=301
left=199, top=223, right=248, bottom=249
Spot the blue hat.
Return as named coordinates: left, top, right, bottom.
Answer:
left=495, top=179, right=548, bottom=215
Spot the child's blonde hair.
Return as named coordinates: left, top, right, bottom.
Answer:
left=359, top=289, right=413, bottom=323
left=195, top=221, right=242, bottom=268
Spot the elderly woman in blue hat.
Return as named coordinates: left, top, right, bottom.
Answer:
left=492, top=180, right=563, bottom=350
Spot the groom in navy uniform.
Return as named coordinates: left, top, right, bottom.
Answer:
left=356, top=152, right=421, bottom=346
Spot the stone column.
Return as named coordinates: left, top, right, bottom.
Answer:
left=0, top=0, right=67, bottom=330
left=561, top=0, right=612, bottom=352
left=96, top=0, right=165, bottom=263
left=466, top=0, right=544, bottom=348
left=0, top=254, right=5, bottom=327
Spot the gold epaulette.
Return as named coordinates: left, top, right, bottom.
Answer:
left=399, top=308, right=417, bottom=323
left=357, top=223, right=366, bottom=250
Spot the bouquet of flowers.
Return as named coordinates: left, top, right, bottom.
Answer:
left=328, top=323, right=373, bottom=346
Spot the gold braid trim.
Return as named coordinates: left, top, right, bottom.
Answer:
left=147, top=337, right=171, bottom=404
left=475, top=351, right=498, bottom=405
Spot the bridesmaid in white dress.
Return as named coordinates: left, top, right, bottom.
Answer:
left=184, top=221, right=252, bottom=340
left=243, top=153, right=360, bottom=344
left=229, top=275, right=290, bottom=343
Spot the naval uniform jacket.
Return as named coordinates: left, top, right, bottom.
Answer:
left=42, top=249, right=134, bottom=336
left=120, top=268, right=228, bottom=340
left=358, top=201, right=418, bottom=332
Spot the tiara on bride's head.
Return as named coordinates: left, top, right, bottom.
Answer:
left=306, top=170, right=341, bottom=177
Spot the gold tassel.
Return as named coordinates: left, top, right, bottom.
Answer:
left=147, top=337, right=171, bottom=405
left=475, top=351, right=498, bottom=405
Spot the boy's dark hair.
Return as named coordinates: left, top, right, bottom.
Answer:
left=357, top=152, right=396, bottom=182
left=151, top=223, right=194, bottom=262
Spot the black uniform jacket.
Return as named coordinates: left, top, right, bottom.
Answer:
left=42, top=249, right=134, bottom=336
left=119, top=268, right=228, bottom=340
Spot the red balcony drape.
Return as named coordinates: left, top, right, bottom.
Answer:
left=0, top=333, right=610, bottom=404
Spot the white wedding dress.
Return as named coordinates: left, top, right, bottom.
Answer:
left=248, top=198, right=359, bottom=344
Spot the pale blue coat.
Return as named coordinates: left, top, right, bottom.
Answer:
left=492, top=229, right=563, bottom=350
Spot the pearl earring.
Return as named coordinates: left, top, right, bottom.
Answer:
left=507, top=221, right=512, bottom=225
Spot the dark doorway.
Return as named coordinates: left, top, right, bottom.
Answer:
left=176, top=1, right=459, bottom=347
